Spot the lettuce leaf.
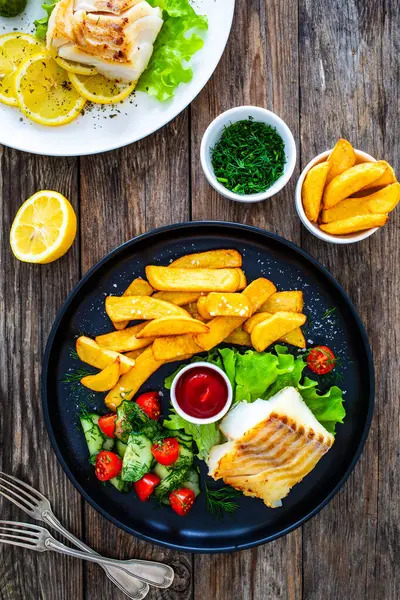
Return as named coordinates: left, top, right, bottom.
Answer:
left=164, top=345, right=346, bottom=458
left=163, top=411, right=221, bottom=460
left=137, top=0, right=208, bottom=101
left=34, top=1, right=59, bottom=41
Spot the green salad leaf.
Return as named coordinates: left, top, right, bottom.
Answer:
left=163, top=411, right=221, bottom=461
left=137, top=0, right=208, bottom=101
left=163, top=345, right=346, bottom=457
left=34, top=1, right=59, bottom=41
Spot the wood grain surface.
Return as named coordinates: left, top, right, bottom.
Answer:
left=0, top=1, right=399, bottom=599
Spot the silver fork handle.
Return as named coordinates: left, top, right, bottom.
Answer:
left=45, top=534, right=174, bottom=589
left=43, top=511, right=149, bottom=599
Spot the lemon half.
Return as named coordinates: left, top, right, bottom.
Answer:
left=14, top=53, right=86, bottom=126
left=10, top=191, right=77, bottom=264
left=68, top=72, right=136, bottom=104
left=0, top=32, right=44, bottom=106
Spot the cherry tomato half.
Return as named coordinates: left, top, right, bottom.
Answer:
left=169, top=488, right=196, bottom=516
left=133, top=473, right=161, bottom=501
left=95, top=451, right=123, bottom=481
left=136, top=391, right=161, bottom=420
left=151, top=437, right=179, bottom=466
left=98, top=413, right=117, bottom=438
left=307, top=345, right=336, bottom=375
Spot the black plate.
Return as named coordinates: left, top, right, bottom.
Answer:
left=42, top=222, right=374, bottom=553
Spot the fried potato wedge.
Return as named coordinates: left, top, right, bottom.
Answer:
left=242, top=278, right=277, bottom=311
left=136, top=316, right=209, bottom=338
left=326, top=139, right=356, bottom=184
left=205, top=293, right=253, bottom=318
left=280, top=328, right=306, bottom=349
left=197, top=296, right=212, bottom=320
left=146, top=266, right=241, bottom=292
left=96, top=323, right=154, bottom=353
left=361, top=161, right=397, bottom=191
left=196, top=316, right=245, bottom=351
left=124, top=348, right=146, bottom=360
left=152, top=291, right=201, bottom=306
left=323, top=162, right=388, bottom=209
left=258, top=291, right=304, bottom=314
left=236, top=269, right=247, bottom=290
left=251, top=312, right=307, bottom=352
left=105, top=296, right=190, bottom=322
left=105, top=346, right=165, bottom=411
left=321, top=182, right=400, bottom=223
left=81, top=358, right=121, bottom=392
left=243, top=312, right=272, bottom=333
left=112, top=278, right=153, bottom=330
left=224, top=327, right=252, bottom=347
left=152, top=334, right=202, bottom=361
left=302, top=161, right=330, bottom=222
left=319, top=213, right=388, bottom=235
left=170, top=249, right=242, bottom=269
left=76, top=336, right=135, bottom=374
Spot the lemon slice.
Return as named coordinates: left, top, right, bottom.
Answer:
left=0, top=32, right=44, bottom=106
left=14, top=53, right=86, bottom=126
left=68, top=72, right=136, bottom=104
left=55, top=56, right=98, bottom=76
left=10, top=191, right=77, bottom=264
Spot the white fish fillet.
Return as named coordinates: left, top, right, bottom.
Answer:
left=207, top=387, right=334, bottom=508
left=47, top=0, right=163, bottom=82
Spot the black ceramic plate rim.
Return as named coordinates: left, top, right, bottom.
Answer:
left=41, top=221, right=375, bottom=553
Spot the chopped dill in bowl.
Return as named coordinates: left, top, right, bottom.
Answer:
left=211, top=117, right=286, bottom=195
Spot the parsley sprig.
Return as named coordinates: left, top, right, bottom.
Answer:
left=205, top=483, right=242, bottom=519
left=211, top=117, right=286, bottom=195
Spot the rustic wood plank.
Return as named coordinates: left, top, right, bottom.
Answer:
left=0, top=148, right=83, bottom=600
left=299, top=0, right=399, bottom=599
left=79, top=114, right=193, bottom=600
left=192, top=1, right=302, bottom=599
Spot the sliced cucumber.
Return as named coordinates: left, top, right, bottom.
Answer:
left=171, top=444, right=193, bottom=470
left=153, top=463, right=172, bottom=480
left=110, top=476, right=130, bottom=493
left=154, top=468, right=189, bottom=503
left=80, top=415, right=104, bottom=458
left=115, top=400, right=161, bottom=442
left=116, top=439, right=127, bottom=458
left=102, top=437, right=115, bottom=452
left=182, top=468, right=201, bottom=497
left=121, top=434, right=152, bottom=482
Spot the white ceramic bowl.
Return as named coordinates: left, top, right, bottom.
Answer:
left=170, top=362, right=232, bottom=425
left=295, top=149, right=379, bottom=244
left=200, top=106, right=297, bottom=203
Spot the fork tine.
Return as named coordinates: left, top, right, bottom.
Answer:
left=0, top=520, right=42, bottom=531
left=0, top=538, right=39, bottom=551
left=0, top=478, right=38, bottom=508
left=0, top=530, right=38, bottom=542
left=0, top=472, right=43, bottom=501
left=0, top=488, right=34, bottom=515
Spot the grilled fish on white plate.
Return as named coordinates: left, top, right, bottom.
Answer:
left=207, top=387, right=334, bottom=508
left=47, top=0, right=163, bottom=81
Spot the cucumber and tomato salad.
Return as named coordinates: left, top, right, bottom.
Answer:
left=80, top=391, right=200, bottom=516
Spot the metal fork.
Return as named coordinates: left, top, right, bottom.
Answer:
left=0, top=472, right=173, bottom=597
left=0, top=520, right=173, bottom=589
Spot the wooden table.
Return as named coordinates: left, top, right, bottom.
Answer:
left=1, top=1, right=399, bottom=598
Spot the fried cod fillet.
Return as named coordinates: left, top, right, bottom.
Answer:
left=207, top=387, right=334, bottom=507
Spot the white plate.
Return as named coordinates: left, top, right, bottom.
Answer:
left=0, top=0, right=235, bottom=156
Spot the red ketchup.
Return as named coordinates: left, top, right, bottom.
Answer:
left=175, top=367, right=228, bottom=419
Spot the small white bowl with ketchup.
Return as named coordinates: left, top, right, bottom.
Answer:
left=170, top=362, right=233, bottom=425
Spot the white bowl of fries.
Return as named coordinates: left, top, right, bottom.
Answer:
left=295, top=140, right=399, bottom=244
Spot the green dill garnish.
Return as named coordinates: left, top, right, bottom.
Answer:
left=62, top=367, right=96, bottom=385
left=70, top=348, right=79, bottom=360
left=211, top=118, right=286, bottom=195
left=322, top=307, right=337, bottom=320
left=205, top=483, right=242, bottom=519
